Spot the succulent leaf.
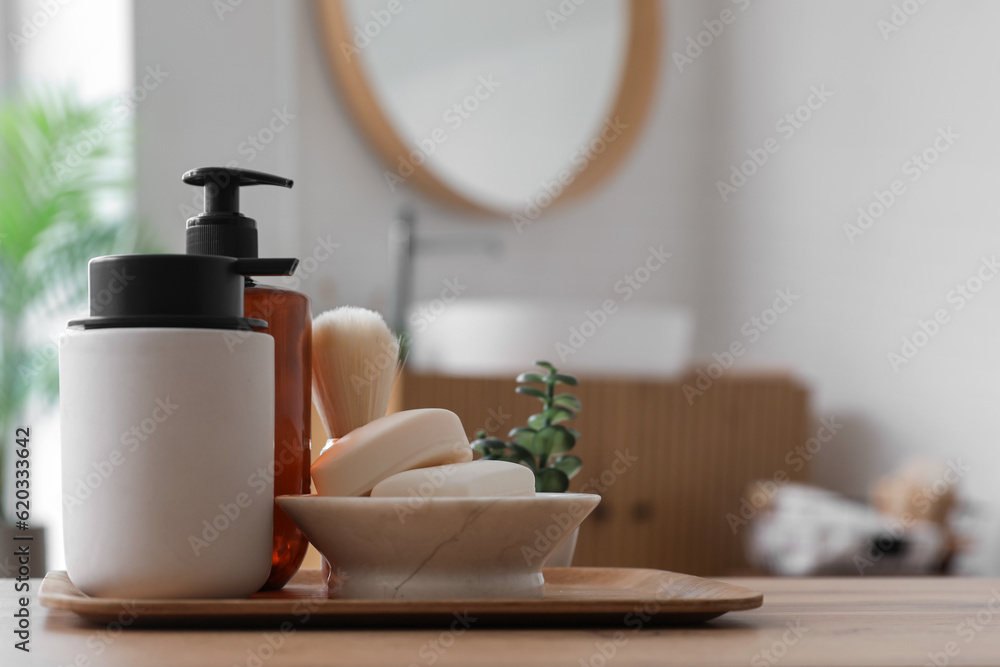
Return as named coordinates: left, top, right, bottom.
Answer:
left=534, top=425, right=575, bottom=458
left=552, top=394, right=582, bottom=411
left=534, top=468, right=570, bottom=493
left=504, top=443, right=538, bottom=469
left=542, top=406, right=574, bottom=424
left=552, top=455, right=583, bottom=479
left=515, top=386, right=547, bottom=400
left=549, top=373, right=578, bottom=386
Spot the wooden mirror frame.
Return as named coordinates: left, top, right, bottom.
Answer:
left=315, top=0, right=662, bottom=215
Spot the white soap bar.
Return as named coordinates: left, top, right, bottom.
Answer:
left=371, top=460, right=536, bottom=499
left=311, top=408, right=473, bottom=497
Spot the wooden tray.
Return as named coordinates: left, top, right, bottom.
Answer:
left=40, top=568, right=762, bottom=628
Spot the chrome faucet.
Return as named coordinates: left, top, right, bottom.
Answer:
left=388, top=207, right=503, bottom=336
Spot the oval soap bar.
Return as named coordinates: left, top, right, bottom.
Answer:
left=371, top=460, right=536, bottom=499
left=311, top=408, right=473, bottom=497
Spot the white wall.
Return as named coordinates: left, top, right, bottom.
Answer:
left=133, top=0, right=1000, bottom=573
left=698, top=0, right=1000, bottom=574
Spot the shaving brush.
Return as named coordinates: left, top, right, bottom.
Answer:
left=312, top=306, right=400, bottom=440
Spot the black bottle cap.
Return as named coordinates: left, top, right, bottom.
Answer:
left=182, top=167, right=294, bottom=258
left=68, top=254, right=298, bottom=330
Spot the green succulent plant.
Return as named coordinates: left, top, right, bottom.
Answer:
left=471, top=361, right=582, bottom=493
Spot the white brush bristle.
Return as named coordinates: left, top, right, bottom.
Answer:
left=311, top=306, right=400, bottom=439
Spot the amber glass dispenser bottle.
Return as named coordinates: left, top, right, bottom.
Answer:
left=182, top=167, right=311, bottom=590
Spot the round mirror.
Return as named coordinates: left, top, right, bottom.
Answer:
left=316, top=0, right=660, bottom=217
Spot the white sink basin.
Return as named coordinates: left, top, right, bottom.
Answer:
left=404, top=299, right=693, bottom=378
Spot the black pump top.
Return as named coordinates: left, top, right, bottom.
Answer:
left=183, top=167, right=294, bottom=258
left=67, top=254, right=299, bottom=330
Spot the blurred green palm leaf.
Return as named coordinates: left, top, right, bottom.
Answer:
left=0, top=90, right=154, bottom=509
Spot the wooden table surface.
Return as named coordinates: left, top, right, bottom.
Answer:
left=5, top=576, right=1000, bottom=667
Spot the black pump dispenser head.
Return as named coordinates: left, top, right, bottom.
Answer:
left=183, top=167, right=294, bottom=258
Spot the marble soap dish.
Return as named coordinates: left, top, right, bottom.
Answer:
left=276, top=493, right=600, bottom=599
